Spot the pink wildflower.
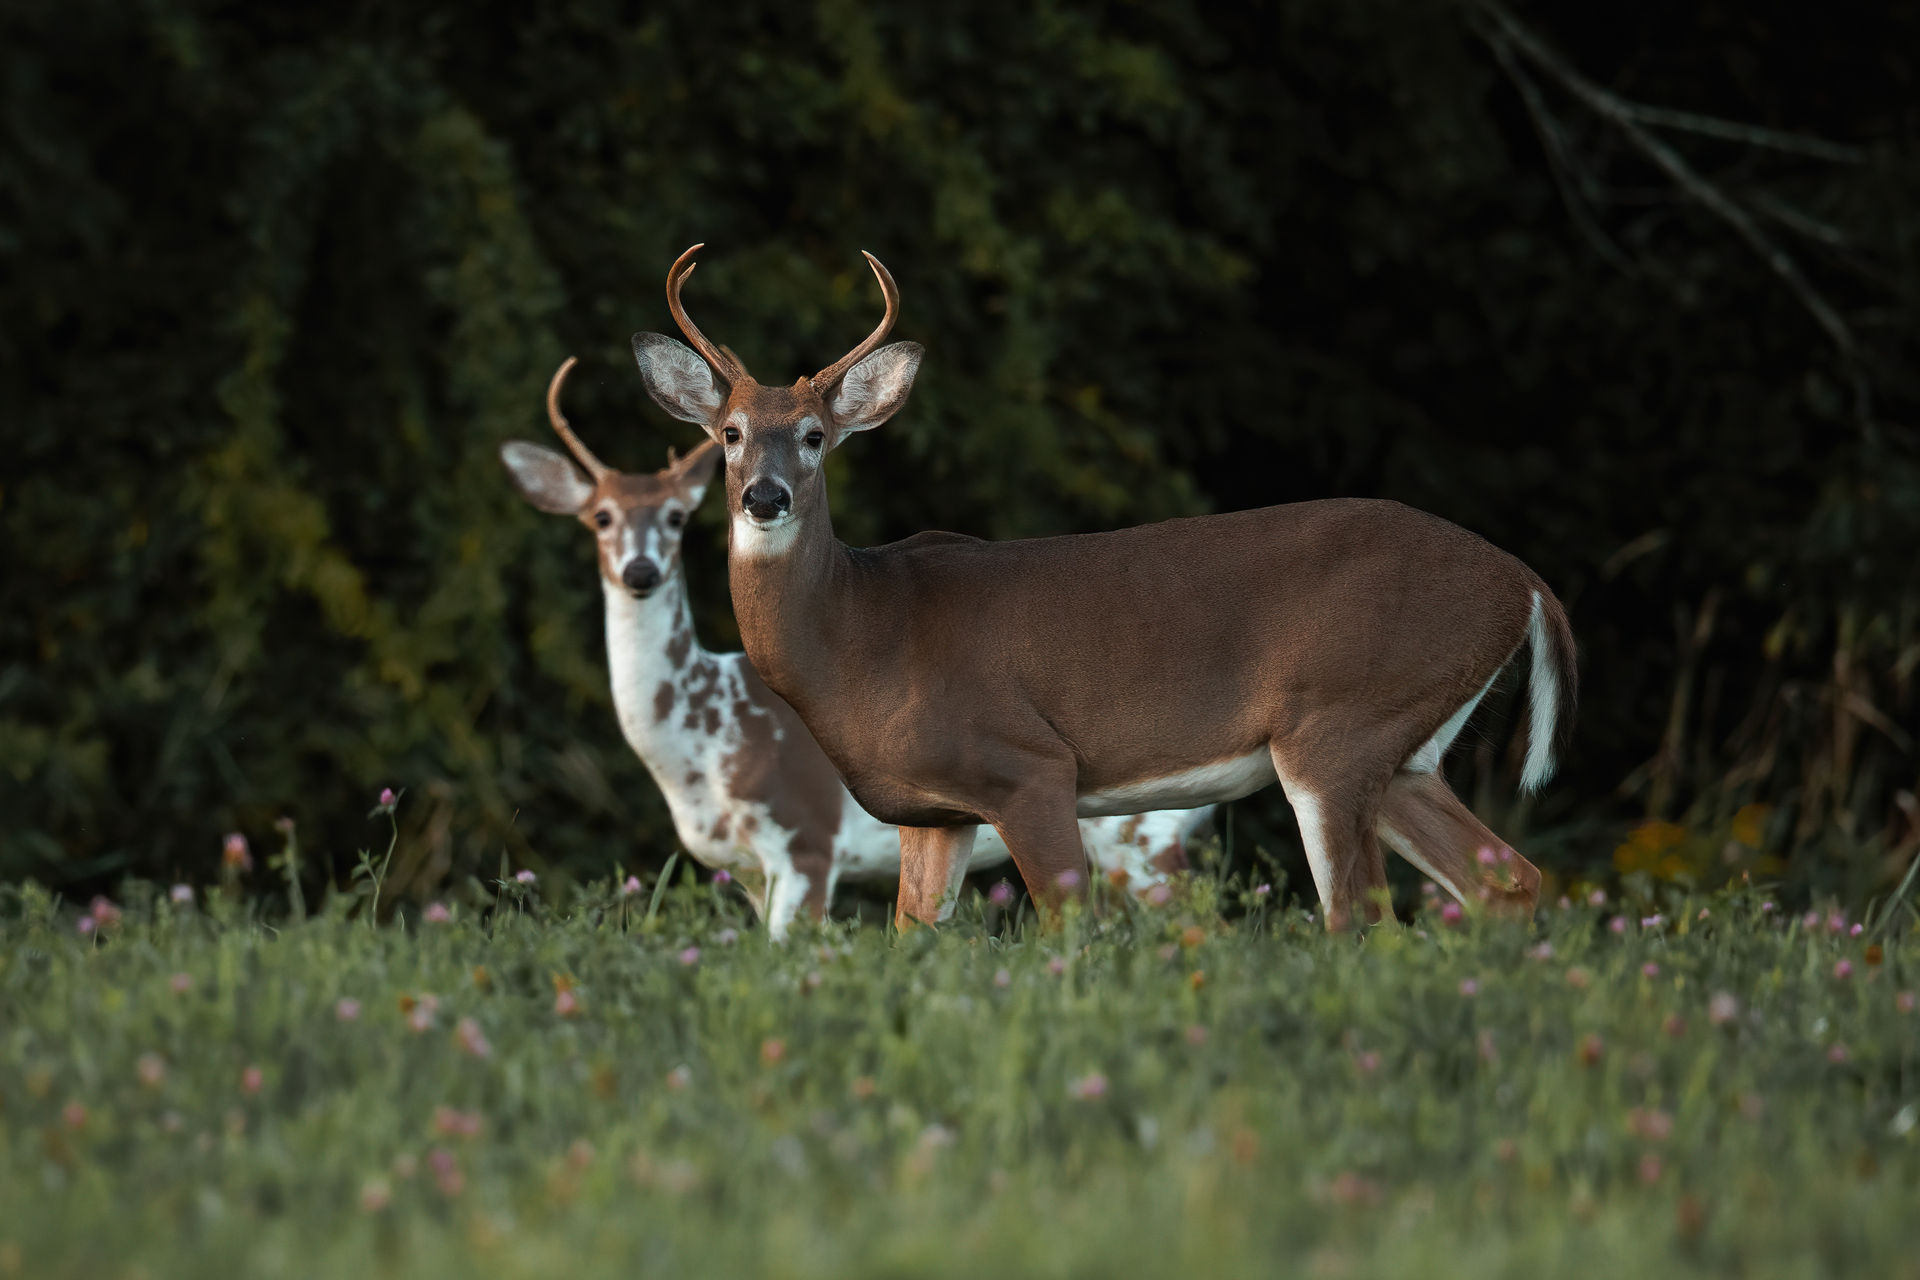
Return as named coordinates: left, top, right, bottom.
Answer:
left=1588, top=888, right=1607, bottom=907
left=222, top=833, right=252, bottom=872
left=1440, top=902, right=1464, bottom=925
left=1253, top=883, right=1272, bottom=897
left=1833, top=960, right=1853, bottom=980
left=1642, top=962, right=1660, bottom=978
left=1056, top=869, right=1083, bottom=891
left=988, top=881, right=1016, bottom=907
left=76, top=916, right=96, bottom=935
left=993, top=968, right=1011, bottom=988
left=405, top=993, right=439, bottom=1032
left=1760, top=901, right=1775, bottom=913
left=1801, top=911, right=1821, bottom=929
left=423, top=902, right=451, bottom=924
left=1420, top=882, right=1438, bottom=897
left=1609, top=916, right=1627, bottom=934
left=428, top=1148, right=464, bottom=1196
left=169, top=973, right=193, bottom=994
left=621, top=876, right=642, bottom=895
left=1067, top=1072, right=1108, bottom=1100
left=1047, top=957, right=1067, bottom=976
left=89, top=897, right=122, bottom=928
left=716, top=928, right=739, bottom=946
left=455, top=1017, right=492, bottom=1059
left=378, top=787, right=397, bottom=808
left=1849, top=923, right=1864, bottom=937
left=1641, top=915, right=1664, bottom=930
left=514, top=869, right=536, bottom=885
left=63, top=1102, right=87, bottom=1129
left=1827, top=912, right=1846, bottom=934
left=1146, top=883, right=1173, bottom=906
left=677, top=946, right=701, bottom=967
left=1898, top=991, right=1916, bottom=1013
left=1476, top=846, right=1498, bottom=866
left=241, top=1066, right=263, bottom=1096
left=1459, top=978, right=1479, bottom=997
left=1708, top=992, right=1739, bottom=1025
left=1697, top=908, right=1710, bottom=920
left=170, top=884, right=194, bottom=904
left=1627, top=1107, right=1674, bottom=1141
left=712, top=869, right=731, bottom=884
left=432, top=1106, right=482, bottom=1138
left=336, top=997, right=362, bottom=1022
left=554, top=987, right=580, bottom=1017
left=1527, top=941, right=1554, bottom=960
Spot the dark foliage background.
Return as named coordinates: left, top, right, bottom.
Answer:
left=4, top=0, right=1917, bottom=907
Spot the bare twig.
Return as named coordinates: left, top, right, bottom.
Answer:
left=1616, top=104, right=1865, bottom=164
left=1472, top=0, right=1874, bottom=430
left=1485, top=33, right=1637, bottom=274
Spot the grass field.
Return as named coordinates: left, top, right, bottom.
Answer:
left=3, top=860, right=1918, bottom=1279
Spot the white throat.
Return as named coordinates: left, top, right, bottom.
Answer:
left=602, top=572, right=716, bottom=776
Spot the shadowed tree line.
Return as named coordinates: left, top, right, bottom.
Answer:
left=4, top=0, right=1917, bottom=909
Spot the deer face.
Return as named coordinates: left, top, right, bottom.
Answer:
left=630, top=247, right=922, bottom=559
left=499, top=361, right=721, bottom=598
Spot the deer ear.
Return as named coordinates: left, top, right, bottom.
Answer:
left=500, top=440, right=594, bottom=514
left=633, top=333, right=725, bottom=429
left=673, top=438, right=723, bottom=499
left=827, top=341, right=922, bottom=442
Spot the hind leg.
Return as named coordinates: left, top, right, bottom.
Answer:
left=1273, top=750, right=1392, bottom=932
left=1376, top=771, right=1539, bottom=915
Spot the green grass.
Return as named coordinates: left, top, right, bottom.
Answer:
left=3, top=871, right=1917, bottom=1279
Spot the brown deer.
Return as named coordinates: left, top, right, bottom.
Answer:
left=630, top=245, right=1577, bottom=931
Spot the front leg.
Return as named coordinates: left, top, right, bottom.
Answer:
left=895, top=824, right=978, bottom=929
left=990, top=786, right=1093, bottom=920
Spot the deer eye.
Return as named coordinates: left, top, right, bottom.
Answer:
left=723, top=427, right=741, bottom=445
left=593, top=511, right=613, bottom=530
left=804, top=429, right=824, bottom=448
left=665, top=510, right=685, bottom=529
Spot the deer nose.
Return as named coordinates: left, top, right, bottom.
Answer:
left=621, top=559, right=662, bottom=595
left=742, top=480, right=791, bottom=521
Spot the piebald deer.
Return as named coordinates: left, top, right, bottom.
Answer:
left=630, top=245, right=1578, bottom=932
left=500, top=360, right=1214, bottom=939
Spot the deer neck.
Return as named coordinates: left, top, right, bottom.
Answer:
left=601, top=569, right=721, bottom=777
left=726, top=498, right=852, bottom=705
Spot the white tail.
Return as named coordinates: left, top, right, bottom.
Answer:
left=502, top=359, right=1214, bottom=939
left=631, top=247, right=1580, bottom=931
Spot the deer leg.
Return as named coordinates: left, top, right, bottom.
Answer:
left=1273, top=753, right=1391, bottom=932
left=990, top=790, right=1092, bottom=917
left=1376, top=770, right=1540, bottom=916
left=895, top=824, right=978, bottom=929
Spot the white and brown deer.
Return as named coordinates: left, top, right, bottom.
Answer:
left=629, top=245, right=1579, bottom=932
left=500, top=359, right=1213, bottom=939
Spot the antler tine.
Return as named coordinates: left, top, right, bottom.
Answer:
left=545, top=356, right=611, bottom=482
left=665, top=244, right=747, bottom=387
left=811, top=251, right=900, bottom=396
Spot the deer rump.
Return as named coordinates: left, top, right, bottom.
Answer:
left=780, top=497, right=1572, bottom=833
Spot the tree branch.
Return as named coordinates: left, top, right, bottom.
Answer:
left=1471, top=0, right=1874, bottom=430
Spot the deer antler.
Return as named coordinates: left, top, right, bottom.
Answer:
left=545, top=357, right=611, bottom=481
left=665, top=244, right=749, bottom=387
left=811, top=251, right=900, bottom=396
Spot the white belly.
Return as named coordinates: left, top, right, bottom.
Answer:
left=1075, top=749, right=1276, bottom=817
